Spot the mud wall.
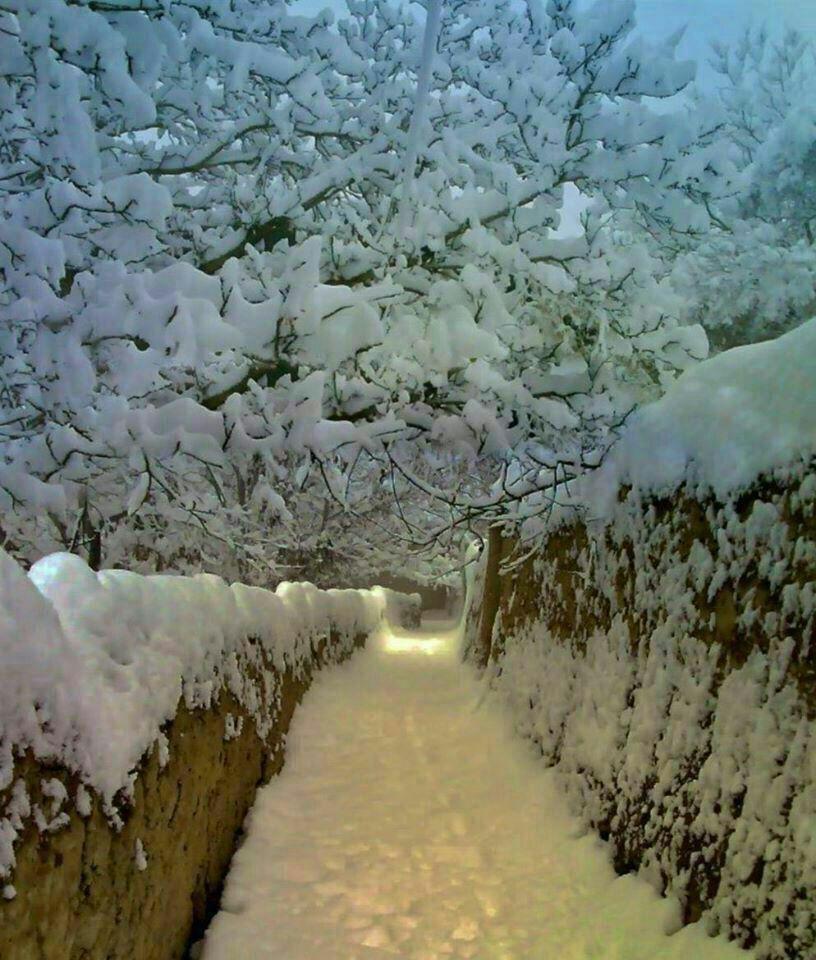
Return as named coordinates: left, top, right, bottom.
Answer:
left=466, top=460, right=815, bottom=960
left=0, top=630, right=368, bottom=960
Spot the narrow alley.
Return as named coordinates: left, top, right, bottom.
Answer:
left=199, top=626, right=749, bottom=960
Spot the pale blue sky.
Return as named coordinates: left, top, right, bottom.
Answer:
left=636, top=0, right=816, bottom=58
left=292, top=0, right=816, bottom=56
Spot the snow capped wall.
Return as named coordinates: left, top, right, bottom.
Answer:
left=1, top=550, right=389, bottom=811
left=0, top=552, right=397, bottom=958
left=464, top=325, right=816, bottom=960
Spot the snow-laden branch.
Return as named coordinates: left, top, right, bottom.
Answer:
left=1, top=0, right=762, bottom=579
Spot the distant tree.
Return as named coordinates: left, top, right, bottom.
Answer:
left=671, top=28, right=816, bottom=349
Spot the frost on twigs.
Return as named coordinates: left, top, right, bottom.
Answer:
left=671, top=30, right=816, bottom=349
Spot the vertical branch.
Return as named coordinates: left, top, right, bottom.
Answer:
left=396, top=0, right=444, bottom=243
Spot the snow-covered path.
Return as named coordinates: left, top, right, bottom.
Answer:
left=199, top=626, right=749, bottom=960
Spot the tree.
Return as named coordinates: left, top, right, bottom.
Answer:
left=670, top=28, right=816, bottom=350
left=1, top=0, right=726, bottom=575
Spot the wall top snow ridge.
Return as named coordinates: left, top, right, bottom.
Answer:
left=0, top=549, right=397, bottom=814
left=541, top=317, right=816, bottom=531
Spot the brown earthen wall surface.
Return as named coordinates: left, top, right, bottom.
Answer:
left=0, top=632, right=366, bottom=960
left=465, top=461, right=815, bottom=958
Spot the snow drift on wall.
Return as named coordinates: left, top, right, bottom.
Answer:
left=541, top=316, right=816, bottom=530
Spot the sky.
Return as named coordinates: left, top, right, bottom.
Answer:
left=636, top=0, right=816, bottom=62
left=292, top=0, right=816, bottom=59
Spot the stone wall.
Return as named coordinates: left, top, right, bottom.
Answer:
left=0, top=630, right=366, bottom=960
left=465, top=459, right=815, bottom=960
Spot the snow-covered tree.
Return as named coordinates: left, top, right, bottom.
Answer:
left=1, top=0, right=726, bottom=573
left=671, top=29, right=816, bottom=349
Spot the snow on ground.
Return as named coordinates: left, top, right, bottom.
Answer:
left=198, top=624, right=751, bottom=960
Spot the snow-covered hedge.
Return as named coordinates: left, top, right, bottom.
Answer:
left=0, top=550, right=395, bottom=895
left=465, top=321, right=816, bottom=960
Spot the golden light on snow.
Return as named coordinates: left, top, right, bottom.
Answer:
left=381, top=633, right=447, bottom=656
left=200, top=624, right=751, bottom=960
